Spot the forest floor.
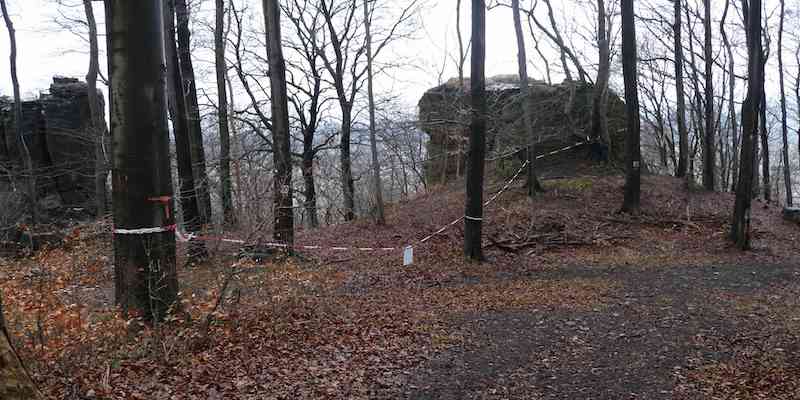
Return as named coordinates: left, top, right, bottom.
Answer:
left=2, top=169, right=800, bottom=399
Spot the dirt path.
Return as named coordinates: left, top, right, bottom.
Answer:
left=377, top=263, right=800, bottom=399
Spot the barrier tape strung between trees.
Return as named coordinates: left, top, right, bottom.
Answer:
left=115, top=141, right=588, bottom=263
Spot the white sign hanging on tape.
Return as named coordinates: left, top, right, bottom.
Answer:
left=403, top=246, right=414, bottom=266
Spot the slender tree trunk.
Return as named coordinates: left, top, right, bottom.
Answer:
left=512, top=0, right=542, bottom=195
left=702, top=0, right=715, bottom=191
left=108, top=0, right=179, bottom=321
left=464, top=0, right=486, bottom=262
left=674, top=0, right=689, bottom=178
left=215, top=0, right=235, bottom=227
left=777, top=0, right=792, bottom=206
left=620, top=0, right=641, bottom=213
left=1, top=0, right=36, bottom=227
left=759, top=89, right=770, bottom=202
left=590, top=0, right=610, bottom=148
left=83, top=0, right=108, bottom=218
left=175, top=0, right=213, bottom=225
left=721, top=0, right=738, bottom=192
left=263, top=0, right=294, bottom=245
left=364, top=0, right=385, bottom=225
left=165, top=0, right=206, bottom=261
left=796, top=46, right=800, bottom=177
left=302, top=141, right=318, bottom=228
left=731, top=0, right=762, bottom=250
left=456, top=0, right=466, bottom=90
left=340, top=106, right=355, bottom=221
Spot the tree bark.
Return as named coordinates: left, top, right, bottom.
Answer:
left=175, top=0, right=213, bottom=225
left=759, top=86, right=770, bottom=202
left=590, top=0, right=611, bottom=149
left=215, top=0, right=235, bottom=227
left=263, top=0, right=294, bottom=246
left=165, top=0, right=207, bottom=261
left=731, top=0, right=762, bottom=250
left=364, top=0, right=385, bottom=225
left=83, top=0, right=108, bottom=218
left=108, top=0, right=179, bottom=321
left=464, top=0, right=486, bottom=261
left=777, top=0, right=792, bottom=206
left=674, top=0, right=689, bottom=178
left=1, top=0, right=36, bottom=227
left=456, top=0, right=466, bottom=90
left=721, top=0, right=738, bottom=191
left=620, top=0, right=640, bottom=213
left=512, top=0, right=542, bottom=196
left=702, top=0, right=715, bottom=191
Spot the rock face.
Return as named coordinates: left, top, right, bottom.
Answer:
left=418, top=77, right=627, bottom=182
left=0, top=77, right=106, bottom=230
left=784, top=208, right=800, bottom=224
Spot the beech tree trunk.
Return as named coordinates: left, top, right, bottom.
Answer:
left=777, top=0, right=792, bottom=206
left=464, top=0, right=486, bottom=261
left=674, top=0, right=689, bottom=178
left=175, top=0, right=213, bottom=225
left=731, top=0, right=762, bottom=250
left=165, top=0, right=207, bottom=261
left=364, top=0, right=385, bottom=225
left=1, top=0, right=36, bottom=227
left=215, top=0, right=236, bottom=227
left=512, top=0, right=542, bottom=195
left=108, top=0, right=179, bottom=321
left=263, top=0, right=294, bottom=246
left=702, top=0, right=715, bottom=191
left=620, top=0, right=641, bottom=213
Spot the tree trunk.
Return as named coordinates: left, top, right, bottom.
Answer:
left=702, top=0, right=715, bottom=191
left=674, top=0, right=689, bottom=178
left=759, top=89, right=770, bottom=202
left=731, top=0, right=762, bottom=250
left=340, top=106, right=355, bottom=221
left=263, top=0, right=294, bottom=246
left=464, top=0, right=486, bottom=262
left=175, top=0, right=213, bottom=225
left=512, top=0, right=542, bottom=195
left=456, top=0, right=466, bottom=90
left=1, top=0, right=36, bottom=227
left=215, top=0, right=235, bottom=227
left=364, top=0, right=385, bottom=225
left=721, top=0, right=738, bottom=192
left=83, top=0, right=108, bottom=218
left=777, top=0, right=792, bottom=206
left=302, top=142, right=318, bottom=228
left=108, top=0, right=179, bottom=321
left=620, top=0, right=641, bottom=213
left=165, top=0, right=207, bottom=261
left=590, top=0, right=611, bottom=148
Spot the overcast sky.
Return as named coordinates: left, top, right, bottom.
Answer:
left=0, top=0, right=530, bottom=107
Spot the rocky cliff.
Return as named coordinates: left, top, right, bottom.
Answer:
left=418, top=77, right=626, bottom=182
left=0, top=77, right=106, bottom=231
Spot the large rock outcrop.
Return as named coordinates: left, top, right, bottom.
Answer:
left=418, top=77, right=627, bottom=181
left=0, top=77, right=106, bottom=230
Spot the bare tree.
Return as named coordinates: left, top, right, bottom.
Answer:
left=701, top=0, right=715, bottom=191
left=175, top=0, right=213, bottom=225
left=512, top=0, right=543, bottom=195
left=216, top=0, right=236, bottom=227
left=465, top=0, right=486, bottom=261
left=165, top=0, right=207, bottom=261
left=620, top=0, right=640, bottom=213
left=81, top=0, right=108, bottom=217
left=108, top=0, right=178, bottom=321
left=1, top=0, right=36, bottom=227
left=364, top=0, right=385, bottom=225
left=731, top=0, right=762, bottom=250
left=674, top=0, right=689, bottom=179
left=777, top=0, right=792, bottom=206
left=590, top=0, right=611, bottom=150
left=528, top=0, right=589, bottom=82
left=720, top=0, right=738, bottom=191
